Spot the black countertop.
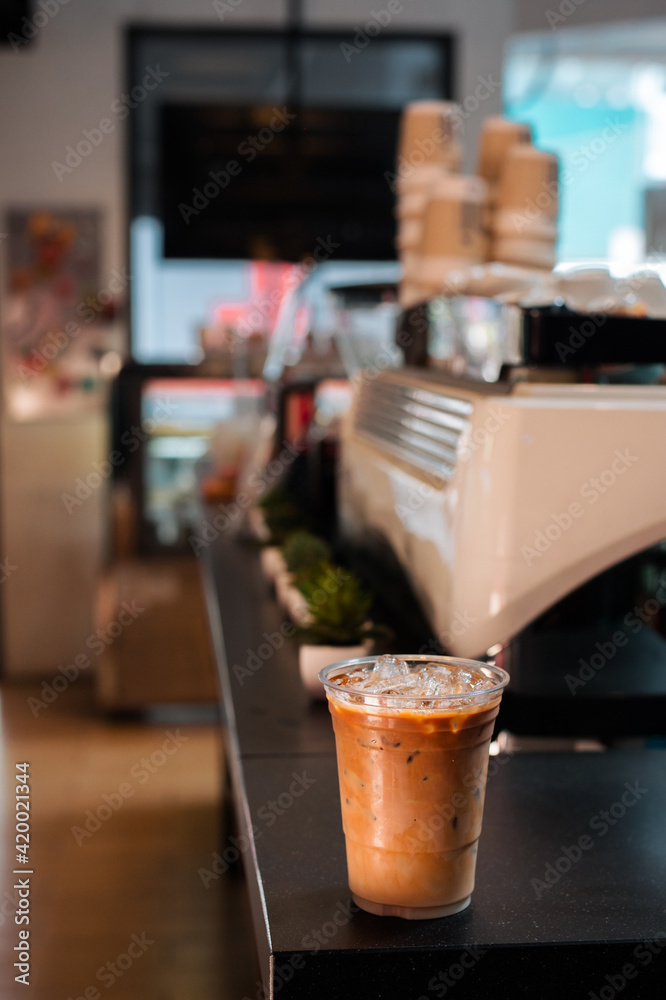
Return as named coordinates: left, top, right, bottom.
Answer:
left=200, top=534, right=666, bottom=999
left=202, top=532, right=336, bottom=759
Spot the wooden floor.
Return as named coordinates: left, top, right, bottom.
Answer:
left=0, top=677, right=257, bottom=1000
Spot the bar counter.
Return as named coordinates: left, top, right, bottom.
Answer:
left=199, top=533, right=666, bottom=1000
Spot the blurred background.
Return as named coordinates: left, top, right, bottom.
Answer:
left=2, top=1, right=666, bottom=997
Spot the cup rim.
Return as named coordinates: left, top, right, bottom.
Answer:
left=319, top=654, right=509, bottom=708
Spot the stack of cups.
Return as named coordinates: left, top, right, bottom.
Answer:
left=418, top=175, right=489, bottom=299
left=396, top=101, right=463, bottom=172
left=395, top=101, right=463, bottom=308
left=476, top=117, right=532, bottom=211
left=491, top=145, right=559, bottom=269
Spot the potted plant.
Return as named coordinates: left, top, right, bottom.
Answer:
left=256, top=489, right=303, bottom=582
left=277, top=531, right=332, bottom=622
left=295, top=565, right=390, bottom=698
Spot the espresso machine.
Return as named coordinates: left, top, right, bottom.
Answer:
left=338, top=293, right=666, bottom=739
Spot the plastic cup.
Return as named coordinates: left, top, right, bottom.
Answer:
left=320, top=655, right=509, bottom=919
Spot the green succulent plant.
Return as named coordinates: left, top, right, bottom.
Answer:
left=258, top=487, right=292, bottom=511
left=258, top=488, right=303, bottom=545
left=295, top=563, right=391, bottom=647
left=281, top=531, right=332, bottom=576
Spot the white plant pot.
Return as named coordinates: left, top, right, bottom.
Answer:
left=284, top=584, right=312, bottom=626
left=260, top=547, right=286, bottom=582
left=299, top=642, right=373, bottom=700
left=275, top=569, right=293, bottom=610
left=248, top=507, right=270, bottom=542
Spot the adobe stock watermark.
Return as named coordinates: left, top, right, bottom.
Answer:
left=7, top=0, right=71, bottom=53
left=213, top=0, right=244, bottom=20
left=384, top=76, right=500, bottom=192
left=449, top=75, right=502, bottom=132
left=347, top=300, right=422, bottom=379
left=521, top=449, right=638, bottom=566
left=178, top=107, right=297, bottom=225
left=237, top=898, right=358, bottom=1000
left=418, top=610, right=478, bottom=657
left=237, top=899, right=361, bottom=1000
left=235, top=235, right=341, bottom=337
left=588, top=933, right=666, bottom=1000
left=553, top=251, right=665, bottom=362
left=27, top=601, right=144, bottom=717
left=546, top=0, right=586, bottom=31
left=70, top=731, right=189, bottom=846
left=565, top=579, right=666, bottom=695
left=340, top=1, right=405, bottom=63
left=232, top=566, right=350, bottom=686
left=553, top=311, right=607, bottom=363
left=418, top=945, right=488, bottom=999
left=390, top=470, right=453, bottom=523
left=0, top=557, right=17, bottom=585
left=232, top=622, right=297, bottom=686
left=242, top=953, right=306, bottom=1000
left=345, top=334, right=406, bottom=386
left=52, top=66, right=169, bottom=181
left=198, top=770, right=316, bottom=886
left=531, top=780, right=648, bottom=899
left=388, top=405, right=511, bottom=526
left=460, top=407, right=511, bottom=460
left=300, top=898, right=359, bottom=953
left=511, top=119, right=628, bottom=235
left=61, top=398, right=172, bottom=514
left=17, top=268, right=131, bottom=379
left=65, top=932, right=155, bottom=1000
left=189, top=439, right=300, bottom=555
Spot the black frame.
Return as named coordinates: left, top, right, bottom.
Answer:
left=125, top=24, right=455, bottom=152
left=124, top=22, right=455, bottom=350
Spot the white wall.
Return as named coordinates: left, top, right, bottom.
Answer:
left=514, top=0, right=666, bottom=33
left=0, top=0, right=280, bottom=285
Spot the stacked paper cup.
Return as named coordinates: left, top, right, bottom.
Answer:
left=476, top=117, right=532, bottom=209
left=491, top=145, right=559, bottom=268
left=396, top=100, right=463, bottom=175
left=395, top=101, right=463, bottom=307
left=418, top=176, right=489, bottom=299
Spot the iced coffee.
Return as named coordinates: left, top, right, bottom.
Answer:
left=320, top=655, right=509, bottom=919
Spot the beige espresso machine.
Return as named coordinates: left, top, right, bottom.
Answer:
left=338, top=295, right=666, bottom=739
left=338, top=105, right=666, bottom=740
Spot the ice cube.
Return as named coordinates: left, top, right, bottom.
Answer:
left=419, top=671, right=445, bottom=699
left=420, top=663, right=494, bottom=696
left=371, top=655, right=410, bottom=682
left=335, top=658, right=494, bottom=704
